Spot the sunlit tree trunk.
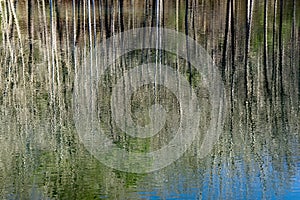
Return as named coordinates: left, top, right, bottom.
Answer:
left=244, top=0, right=255, bottom=139
left=244, top=0, right=254, bottom=101
left=49, top=0, right=56, bottom=101
left=71, top=0, right=76, bottom=64
left=27, top=0, right=33, bottom=78
left=230, top=0, right=235, bottom=93
left=87, top=0, right=92, bottom=48
left=175, top=0, right=179, bottom=31
left=92, top=0, right=96, bottom=47
left=175, top=0, right=180, bottom=78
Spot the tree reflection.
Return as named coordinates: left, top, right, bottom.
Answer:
left=0, top=0, right=299, bottom=199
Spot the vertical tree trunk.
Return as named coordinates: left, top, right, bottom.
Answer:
left=87, top=0, right=92, bottom=48
left=230, top=0, right=235, bottom=89
left=28, top=0, right=33, bottom=78
left=244, top=0, right=254, bottom=101
left=229, top=0, right=236, bottom=138
left=98, top=0, right=104, bottom=40
left=71, top=0, right=76, bottom=64
left=118, top=0, right=125, bottom=32
left=278, top=0, right=284, bottom=98
left=185, top=0, right=192, bottom=84
left=49, top=0, right=55, bottom=100
left=176, top=0, right=179, bottom=31
left=293, top=0, right=299, bottom=105
left=104, top=0, right=111, bottom=38
left=271, top=0, right=277, bottom=97
left=161, top=0, right=164, bottom=28
left=76, top=0, right=81, bottom=45
left=278, top=0, right=286, bottom=127
left=151, top=0, right=157, bottom=27
left=142, top=0, right=149, bottom=27
left=92, top=0, right=96, bottom=47
left=55, top=0, right=63, bottom=49
left=221, top=0, right=231, bottom=81
left=263, top=0, right=271, bottom=97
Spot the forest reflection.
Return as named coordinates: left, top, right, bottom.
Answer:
left=0, top=0, right=299, bottom=199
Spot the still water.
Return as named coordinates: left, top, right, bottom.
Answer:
left=0, top=0, right=299, bottom=199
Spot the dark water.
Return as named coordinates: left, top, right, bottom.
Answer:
left=0, top=0, right=299, bottom=199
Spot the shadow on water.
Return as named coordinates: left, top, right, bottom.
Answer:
left=0, top=0, right=299, bottom=199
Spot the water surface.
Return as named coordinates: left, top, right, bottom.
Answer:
left=0, top=0, right=299, bottom=199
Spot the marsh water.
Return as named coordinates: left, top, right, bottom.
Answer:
left=0, top=0, right=299, bottom=199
